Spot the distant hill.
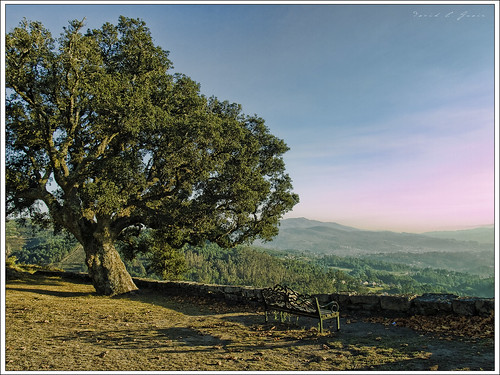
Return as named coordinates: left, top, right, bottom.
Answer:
left=422, top=226, right=494, bottom=245
left=277, top=217, right=361, bottom=232
left=255, top=218, right=492, bottom=255
left=52, top=245, right=86, bottom=273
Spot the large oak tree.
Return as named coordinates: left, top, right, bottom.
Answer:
left=5, top=17, right=299, bottom=295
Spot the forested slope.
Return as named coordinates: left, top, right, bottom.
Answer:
left=6, top=220, right=495, bottom=298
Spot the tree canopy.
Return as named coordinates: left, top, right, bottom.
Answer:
left=5, top=16, right=299, bottom=295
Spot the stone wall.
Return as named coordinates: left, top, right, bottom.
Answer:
left=36, top=270, right=494, bottom=317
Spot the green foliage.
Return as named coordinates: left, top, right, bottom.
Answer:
left=365, top=251, right=494, bottom=278
left=6, top=255, right=20, bottom=269
left=5, top=256, right=29, bottom=280
left=6, top=16, right=298, bottom=244
left=147, top=245, right=187, bottom=281
left=318, top=253, right=494, bottom=298
left=121, top=257, right=148, bottom=279
left=183, top=243, right=366, bottom=294
left=7, top=220, right=79, bottom=266
left=116, top=229, right=187, bottom=280
left=6, top=16, right=298, bottom=292
left=13, top=236, right=77, bottom=266
left=5, top=220, right=27, bottom=256
left=183, top=244, right=494, bottom=298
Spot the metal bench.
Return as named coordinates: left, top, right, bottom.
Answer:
left=261, top=284, right=340, bottom=333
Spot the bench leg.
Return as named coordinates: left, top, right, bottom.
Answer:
left=336, top=315, right=340, bottom=331
left=265, top=310, right=268, bottom=322
left=319, top=317, right=324, bottom=333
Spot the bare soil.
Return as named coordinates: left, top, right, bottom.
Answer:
left=4, top=273, right=496, bottom=371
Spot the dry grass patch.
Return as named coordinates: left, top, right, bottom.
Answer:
left=5, top=273, right=495, bottom=371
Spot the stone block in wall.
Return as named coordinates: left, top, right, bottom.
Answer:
left=181, top=281, right=199, bottom=290
left=379, top=295, right=415, bottom=312
left=223, top=286, right=241, bottom=294
left=166, top=281, right=198, bottom=295
left=159, top=281, right=175, bottom=292
left=475, top=299, right=494, bottom=316
left=206, top=285, right=224, bottom=296
left=412, top=293, right=457, bottom=315
left=349, top=295, right=381, bottom=311
left=241, top=287, right=260, bottom=300
left=132, top=278, right=166, bottom=290
left=330, top=293, right=354, bottom=305
left=192, top=283, right=208, bottom=296
left=452, top=298, right=477, bottom=316
left=163, top=281, right=181, bottom=294
left=224, top=293, right=240, bottom=302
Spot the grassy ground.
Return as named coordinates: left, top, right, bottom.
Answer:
left=5, top=273, right=496, bottom=371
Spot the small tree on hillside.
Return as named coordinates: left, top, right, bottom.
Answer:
left=5, top=17, right=299, bottom=295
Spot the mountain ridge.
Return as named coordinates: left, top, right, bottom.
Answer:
left=422, top=226, right=494, bottom=244
left=254, top=218, right=494, bottom=255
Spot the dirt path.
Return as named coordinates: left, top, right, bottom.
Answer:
left=4, top=274, right=496, bottom=371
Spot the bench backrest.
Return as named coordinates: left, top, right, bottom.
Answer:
left=261, top=284, right=317, bottom=313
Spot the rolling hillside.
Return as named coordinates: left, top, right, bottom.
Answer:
left=422, top=226, right=494, bottom=245
left=255, top=218, right=493, bottom=255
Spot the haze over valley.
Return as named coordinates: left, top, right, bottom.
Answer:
left=256, top=218, right=494, bottom=256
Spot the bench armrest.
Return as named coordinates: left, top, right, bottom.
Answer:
left=321, top=301, right=340, bottom=313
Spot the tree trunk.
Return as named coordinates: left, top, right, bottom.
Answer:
left=83, top=235, right=138, bottom=296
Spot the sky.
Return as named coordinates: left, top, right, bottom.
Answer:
left=2, top=1, right=498, bottom=232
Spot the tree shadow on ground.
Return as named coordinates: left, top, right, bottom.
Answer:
left=7, top=274, right=75, bottom=287
left=52, top=326, right=230, bottom=352
left=112, top=289, right=237, bottom=317
left=5, top=286, right=95, bottom=298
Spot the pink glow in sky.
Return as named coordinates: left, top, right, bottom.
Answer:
left=4, top=2, right=497, bottom=232
left=284, top=105, right=495, bottom=232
